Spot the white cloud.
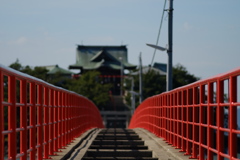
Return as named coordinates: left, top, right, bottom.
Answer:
left=183, top=22, right=193, bottom=31
left=10, top=37, right=28, bottom=45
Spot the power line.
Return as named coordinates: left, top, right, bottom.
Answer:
left=150, top=0, right=167, bottom=67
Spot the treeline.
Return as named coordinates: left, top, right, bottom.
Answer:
left=124, top=64, right=200, bottom=107
left=8, top=59, right=200, bottom=109
left=8, top=59, right=112, bottom=109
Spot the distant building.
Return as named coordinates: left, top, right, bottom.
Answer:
left=153, top=62, right=167, bottom=73
left=69, top=45, right=137, bottom=95
left=44, top=64, right=75, bottom=79
left=130, top=62, right=167, bottom=75
left=69, top=45, right=137, bottom=128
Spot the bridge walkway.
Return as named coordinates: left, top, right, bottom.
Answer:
left=51, top=128, right=194, bottom=160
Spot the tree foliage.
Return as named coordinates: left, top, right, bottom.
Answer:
left=9, top=59, right=22, bottom=71
left=124, top=63, right=200, bottom=107
left=9, top=59, right=48, bottom=80
left=8, top=60, right=199, bottom=110
left=65, top=71, right=112, bottom=108
left=8, top=60, right=112, bottom=109
left=173, top=63, right=200, bottom=89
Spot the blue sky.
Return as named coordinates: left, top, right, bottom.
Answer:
left=0, top=0, right=240, bottom=79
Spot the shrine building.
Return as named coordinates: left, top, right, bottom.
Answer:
left=69, top=45, right=137, bottom=95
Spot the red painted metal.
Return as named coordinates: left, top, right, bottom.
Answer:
left=0, top=65, right=104, bottom=160
left=129, top=67, right=240, bottom=160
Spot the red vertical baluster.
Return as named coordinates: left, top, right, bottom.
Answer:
left=67, top=94, right=70, bottom=144
left=229, top=76, right=237, bottom=159
left=53, top=90, right=58, bottom=152
left=8, top=76, right=17, bottom=160
left=180, top=90, right=186, bottom=153
left=20, top=80, right=27, bottom=160
left=62, top=92, right=66, bottom=147
left=199, top=84, right=205, bottom=159
left=69, top=94, right=73, bottom=142
left=190, top=86, right=198, bottom=159
left=58, top=91, right=62, bottom=149
left=207, top=82, right=214, bottom=159
left=49, top=89, right=54, bottom=155
left=29, top=82, right=36, bottom=160
left=43, top=87, right=50, bottom=159
left=177, top=91, right=182, bottom=149
left=0, top=70, right=3, bottom=160
left=185, top=89, right=191, bottom=155
left=37, top=85, right=43, bottom=160
left=170, top=94, right=173, bottom=145
left=174, top=92, right=178, bottom=148
left=217, top=80, right=224, bottom=160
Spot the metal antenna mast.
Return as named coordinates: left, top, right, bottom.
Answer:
left=167, top=0, right=173, bottom=91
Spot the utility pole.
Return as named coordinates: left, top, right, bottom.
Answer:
left=139, top=53, right=143, bottom=103
left=130, top=77, right=135, bottom=114
left=167, top=0, right=173, bottom=91
left=119, top=57, right=123, bottom=96
left=146, top=0, right=173, bottom=91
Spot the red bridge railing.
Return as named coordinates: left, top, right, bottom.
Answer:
left=129, top=67, right=240, bottom=160
left=0, top=65, right=104, bottom=160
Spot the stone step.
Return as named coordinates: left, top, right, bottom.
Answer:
left=84, top=149, right=153, bottom=157
left=100, top=129, right=135, bottom=132
left=82, top=157, right=158, bottom=160
left=99, top=131, right=136, bottom=134
left=92, top=140, right=145, bottom=146
left=95, top=135, right=141, bottom=140
left=83, top=129, right=157, bottom=160
left=89, top=145, right=148, bottom=150
left=97, top=133, right=138, bottom=136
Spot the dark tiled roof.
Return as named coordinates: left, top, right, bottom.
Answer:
left=44, top=65, right=75, bottom=75
left=153, top=62, right=167, bottom=73
left=69, top=45, right=136, bottom=70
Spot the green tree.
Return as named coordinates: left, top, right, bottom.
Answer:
left=47, top=71, right=70, bottom=88
left=124, top=69, right=166, bottom=107
left=65, top=71, right=112, bottom=109
left=21, top=65, right=33, bottom=75
left=173, top=63, right=200, bottom=89
left=9, top=60, right=48, bottom=81
left=30, top=66, right=48, bottom=80
left=124, top=63, right=199, bottom=108
left=8, top=60, right=112, bottom=109
left=9, top=59, right=22, bottom=71
left=143, top=69, right=166, bottom=97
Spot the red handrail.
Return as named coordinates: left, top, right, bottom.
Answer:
left=0, top=64, right=104, bottom=160
left=129, top=67, right=240, bottom=160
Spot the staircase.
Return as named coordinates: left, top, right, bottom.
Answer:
left=82, top=128, right=158, bottom=160
left=102, top=95, right=131, bottom=128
